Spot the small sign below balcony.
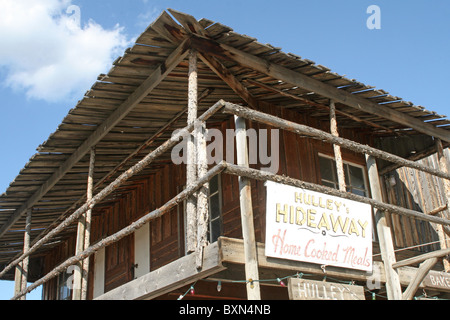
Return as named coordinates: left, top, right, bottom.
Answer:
left=288, top=278, right=365, bottom=300
left=265, top=181, right=373, bottom=272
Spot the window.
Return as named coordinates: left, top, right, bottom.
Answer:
left=208, top=174, right=222, bottom=243
left=318, top=155, right=375, bottom=241
left=318, top=154, right=369, bottom=197
left=56, top=269, right=72, bottom=300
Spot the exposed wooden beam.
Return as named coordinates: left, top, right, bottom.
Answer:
left=186, top=49, right=198, bottom=254
left=378, top=142, right=450, bottom=175
left=223, top=163, right=450, bottom=226
left=169, top=11, right=261, bottom=111
left=330, top=100, right=346, bottom=192
left=81, top=148, right=95, bottom=300
left=198, top=52, right=259, bottom=109
left=0, top=38, right=190, bottom=239
left=222, top=102, right=450, bottom=181
left=392, top=247, right=450, bottom=269
left=190, top=34, right=450, bottom=143
left=168, top=9, right=207, bottom=37
left=366, top=154, right=402, bottom=300
left=427, top=204, right=448, bottom=216
left=13, top=208, right=31, bottom=300
left=246, top=78, right=396, bottom=133
left=234, top=116, right=261, bottom=300
left=149, top=10, right=187, bottom=44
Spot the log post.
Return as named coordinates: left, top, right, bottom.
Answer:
left=81, top=148, right=95, bottom=299
left=14, top=208, right=32, bottom=300
left=73, top=208, right=86, bottom=299
left=13, top=263, right=23, bottom=299
left=436, top=139, right=450, bottom=272
left=186, top=49, right=198, bottom=254
left=234, top=116, right=261, bottom=300
left=365, top=154, right=402, bottom=300
left=195, top=119, right=209, bottom=269
left=330, top=100, right=346, bottom=191
left=74, top=148, right=95, bottom=300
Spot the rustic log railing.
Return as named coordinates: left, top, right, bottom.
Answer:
left=11, top=162, right=227, bottom=300
left=224, top=164, right=450, bottom=227
left=3, top=100, right=226, bottom=298
left=221, top=103, right=450, bottom=180
left=4, top=100, right=450, bottom=300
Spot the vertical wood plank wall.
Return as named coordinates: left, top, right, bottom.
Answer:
left=382, top=149, right=449, bottom=252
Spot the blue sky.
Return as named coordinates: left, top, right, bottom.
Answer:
left=0, top=0, right=449, bottom=300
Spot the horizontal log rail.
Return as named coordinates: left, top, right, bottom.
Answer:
left=222, top=102, right=450, bottom=181
left=0, top=100, right=226, bottom=281
left=225, top=164, right=450, bottom=227
left=392, top=248, right=450, bottom=269
left=11, top=162, right=228, bottom=300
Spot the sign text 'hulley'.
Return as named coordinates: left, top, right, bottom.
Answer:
left=288, top=278, right=365, bottom=300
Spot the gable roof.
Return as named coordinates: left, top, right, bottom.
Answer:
left=0, top=9, right=449, bottom=267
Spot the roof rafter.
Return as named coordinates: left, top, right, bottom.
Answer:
left=168, top=9, right=262, bottom=111
left=198, top=52, right=259, bottom=109
left=245, top=78, right=396, bottom=133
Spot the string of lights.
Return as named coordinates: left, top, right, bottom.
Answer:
left=175, top=270, right=449, bottom=301
left=177, top=281, right=198, bottom=300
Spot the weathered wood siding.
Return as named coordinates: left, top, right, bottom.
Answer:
left=382, top=149, right=449, bottom=252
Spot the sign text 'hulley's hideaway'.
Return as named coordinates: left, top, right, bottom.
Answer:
left=265, top=181, right=373, bottom=271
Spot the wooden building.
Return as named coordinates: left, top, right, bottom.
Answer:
left=1, top=9, right=449, bottom=301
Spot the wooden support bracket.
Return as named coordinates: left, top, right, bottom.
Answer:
left=402, top=257, right=439, bottom=300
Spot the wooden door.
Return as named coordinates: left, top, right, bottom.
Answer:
left=103, top=199, right=135, bottom=293
left=104, top=234, right=134, bottom=293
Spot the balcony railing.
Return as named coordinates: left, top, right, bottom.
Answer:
left=3, top=100, right=450, bottom=300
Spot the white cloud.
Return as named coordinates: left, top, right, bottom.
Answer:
left=0, top=0, right=131, bottom=102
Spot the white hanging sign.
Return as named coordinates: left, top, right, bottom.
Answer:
left=265, top=181, right=373, bottom=271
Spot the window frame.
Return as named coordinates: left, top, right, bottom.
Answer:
left=56, top=268, right=72, bottom=300
left=181, top=173, right=223, bottom=254
left=207, top=174, right=223, bottom=244
left=317, top=152, right=377, bottom=241
left=318, top=153, right=370, bottom=197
